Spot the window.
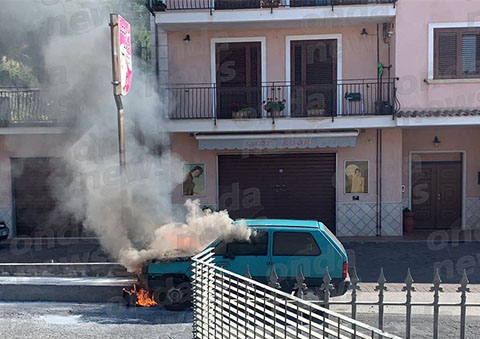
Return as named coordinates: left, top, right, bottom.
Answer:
left=215, top=42, right=261, bottom=119
left=434, top=28, right=480, bottom=79
left=214, top=231, right=268, bottom=256
left=290, top=39, right=337, bottom=117
left=273, top=232, right=321, bottom=256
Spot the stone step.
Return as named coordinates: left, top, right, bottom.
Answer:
left=0, top=263, right=133, bottom=278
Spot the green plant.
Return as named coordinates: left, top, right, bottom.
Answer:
left=151, top=0, right=167, bottom=9
left=263, top=0, right=281, bottom=4
left=263, top=98, right=286, bottom=113
left=229, top=102, right=251, bottom=113
left=0, top=56, right=39, bottom=87
left=403, top=207, right=412, bottom=213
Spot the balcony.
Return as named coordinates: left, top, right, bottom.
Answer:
left=164, top=78, right=397, bottom=123
left=0, top=88, right=67, bottom=127
left=151, top=0, right=396, bottom=11
left=151, top=0, right=396, bottom=31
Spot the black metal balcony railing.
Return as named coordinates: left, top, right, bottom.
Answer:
left=150, top=0, right=396, bottom=11
left=0, top=88, right=64, bottom=126
left=164, top=79, right=397, bottom=122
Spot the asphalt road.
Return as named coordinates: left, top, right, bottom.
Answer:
left=0, top=302, right=193, bottom=339
left=2, top=302, right=480, bottom=339
left=345, top=241, right=480, bottom=284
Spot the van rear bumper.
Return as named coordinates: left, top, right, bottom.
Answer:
left=331, top=276, right=351, bottom=297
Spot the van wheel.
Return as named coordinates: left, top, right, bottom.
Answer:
left=155, top=276, right=191, bottom=311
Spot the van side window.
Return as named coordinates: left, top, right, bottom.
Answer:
left=273, top=232, right=321, bottom=256
left=213, top=240, right=227, bottom=256
left=216, top=231, right=268, bottom=256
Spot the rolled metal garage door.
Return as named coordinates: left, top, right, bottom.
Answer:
left=11, top=157, right=82, bottom=238
left=218, top=153, right=336, bottom=233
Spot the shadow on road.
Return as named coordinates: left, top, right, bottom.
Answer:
left=75, top=303, right=193, bottom=325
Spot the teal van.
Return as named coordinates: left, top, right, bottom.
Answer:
left=142, top=219, right=350, bottom=311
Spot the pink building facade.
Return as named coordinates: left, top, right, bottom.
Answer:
left=1, top=0, right=479, bottom=239
left=153, top=0, right=480, bottom=237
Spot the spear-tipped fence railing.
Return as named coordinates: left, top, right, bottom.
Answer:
left=192, top=247, right=401, bottom=339
left=313, top=266, right=478, bottom=339
left=192, top=247, right=480, bottom=339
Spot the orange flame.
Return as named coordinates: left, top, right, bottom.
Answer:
left=123, top=284, right=157, bottom=307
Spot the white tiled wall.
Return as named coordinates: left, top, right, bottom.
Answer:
left=466, top=197, right=480, bottom=230
left=337, top=202, right=403, bottom=237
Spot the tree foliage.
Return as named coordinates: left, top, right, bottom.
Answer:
left=0, top=56, right=40, bottom=87
left=0, top=0, right=152, bottom=87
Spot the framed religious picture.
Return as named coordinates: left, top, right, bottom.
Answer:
left=183, top=164, right=206, bottom=196
left=345, top=160, right=369, bottom=194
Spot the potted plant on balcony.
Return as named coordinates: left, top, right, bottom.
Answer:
left=262, top=0, right=281, bottom=8
left=263, top=98, right=286, bottom=117
left=151, top=0, right=167, bottom=11
left=230, top=103, right=256, bottom=119
left=403, top=207, right=415, bottom=233
left=305, top=100, right=327, bottom=117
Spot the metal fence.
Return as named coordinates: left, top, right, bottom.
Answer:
left=164, top=79, right=397, bottom=122
left=151, top=0, right=396, bottom=12
left=317, top=267, right=479, bottom=339
left=192, top=247, right=480, bottom=339
left=191, top=247, right=401, bottom=339
left=0, top=88, right=64, bottom=126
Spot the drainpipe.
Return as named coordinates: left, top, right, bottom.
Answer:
left=375, top=24, right=381, bottom=237
left=376, top=129, right=383, bottom=236
left=154, top=21, right=159, bottom=89
left=145, top=1, right=159, bottom=89
left=377, top=24, right=380, bottom=106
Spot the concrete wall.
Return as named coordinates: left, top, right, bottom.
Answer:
left=337, top=128, right=403, bottom=236
left=395, top=0, right=480, bottom=110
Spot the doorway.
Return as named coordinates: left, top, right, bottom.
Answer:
left=411, top=157, right=463, bottom=229
left=290, top=39, right=337, bottom=117
left=215, top=41, right=262, bottom=119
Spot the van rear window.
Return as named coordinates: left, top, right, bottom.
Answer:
left=273, top=232, right=321, bottom=256
left=323, top=226, right=346, bottom=252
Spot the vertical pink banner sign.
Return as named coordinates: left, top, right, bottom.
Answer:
left=118, top=15, right=132, bottom=96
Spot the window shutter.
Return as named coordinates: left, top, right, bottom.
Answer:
left=249, top=44, right=259, bottom=86
left=305, top=41, right=336, bottom=85
left=290, top=40, right=337, bottom=116
left=216, top=42, right=261, bottom=118
left=462, top=34, right=477, bottom=75
left=436, top=32, right=458, bottom=79
left=477, top=35, right=480, bottom=74
left=217, top=43, right=247, bottom=86
left=291, top=42, right=305, bottom=116
left=293, top=44, right=303, bottom=85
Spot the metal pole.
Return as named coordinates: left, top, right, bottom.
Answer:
left=375, top=268, right=387, bottom=331
left=431, top=268, right=443, bottom=339
left=109, top=14, right=127, bottom=171
left=458, top=269, right=470, bottom=339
